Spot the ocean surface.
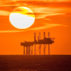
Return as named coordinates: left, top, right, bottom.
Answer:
left=0, top=55, right=71, bottom=71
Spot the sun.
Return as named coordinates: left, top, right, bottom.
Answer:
left=9, top=7, right=35, bottom=29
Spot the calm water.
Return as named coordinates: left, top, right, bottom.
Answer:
left=9, top=69, right=38, bottom=71
left=0, top=55, right=71, bottom=71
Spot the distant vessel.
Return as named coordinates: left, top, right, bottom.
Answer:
left=21, top=32, right=54, bottom=55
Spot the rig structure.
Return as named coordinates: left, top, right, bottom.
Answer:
left=21, top=32, right=54, bottom=55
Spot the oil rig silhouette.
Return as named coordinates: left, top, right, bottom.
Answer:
left=21, top=32, right=54, bottom=55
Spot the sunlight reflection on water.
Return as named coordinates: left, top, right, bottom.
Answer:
left=9, top=69, right=38, bottom=71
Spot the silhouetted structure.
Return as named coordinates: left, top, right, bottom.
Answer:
left=21, top=32, right=54, bottom=55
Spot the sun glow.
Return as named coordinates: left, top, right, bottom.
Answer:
left=9, top=7, right=35, bottom=29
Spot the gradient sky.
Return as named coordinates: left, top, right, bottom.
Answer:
left=0, top=0, right=71, bottom=55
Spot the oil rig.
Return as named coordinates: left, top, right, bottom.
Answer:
left=21, top=32, right=54, bottom=55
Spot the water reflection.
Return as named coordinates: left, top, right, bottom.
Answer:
left=9, top=69, right=38, bottom=71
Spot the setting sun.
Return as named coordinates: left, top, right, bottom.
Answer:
left=9, top=7, right=35, bottom=29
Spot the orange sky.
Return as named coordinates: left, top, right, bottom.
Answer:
left=0, top=0, right=71, bottom=55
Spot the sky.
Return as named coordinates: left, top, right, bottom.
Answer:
left=0, top=0, right=71, bottom=55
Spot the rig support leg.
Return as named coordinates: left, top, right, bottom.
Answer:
left=34, top=44, right=36, bottom=55
left=23, top=47, right=25, bottom=55
left=44, top=44, right=46, bottom=55
left=48, top=44, right=50, bottom=55
left=39, top=45, right=41, bottom=55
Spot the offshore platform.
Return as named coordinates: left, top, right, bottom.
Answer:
left=21, top=32, right=54, bottom=55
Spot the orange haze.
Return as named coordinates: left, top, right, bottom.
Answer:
left=0, top=0, right=71, bottom=55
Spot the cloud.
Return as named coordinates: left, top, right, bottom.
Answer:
left=33, top=7, right=64, bottom=13
left=29, top=24, right=67, bottom=31
left=0, top=7, right=65, bottom=18
left=36, top=13, right=65, bottom=19
left=32, top=7, right=65, bottom=19
left=0, top=30, right=24, bottom=33
left=0, top=0, right=70, bottom=8
left=0, top=10, right=10, bottom=16
left=11, top=0, right=71, bottom=2
left=36, top=0, right=70, bottom=2
left=0, top=0, right=70, bottom=7
left=0, top=24, right=67, bottom=33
